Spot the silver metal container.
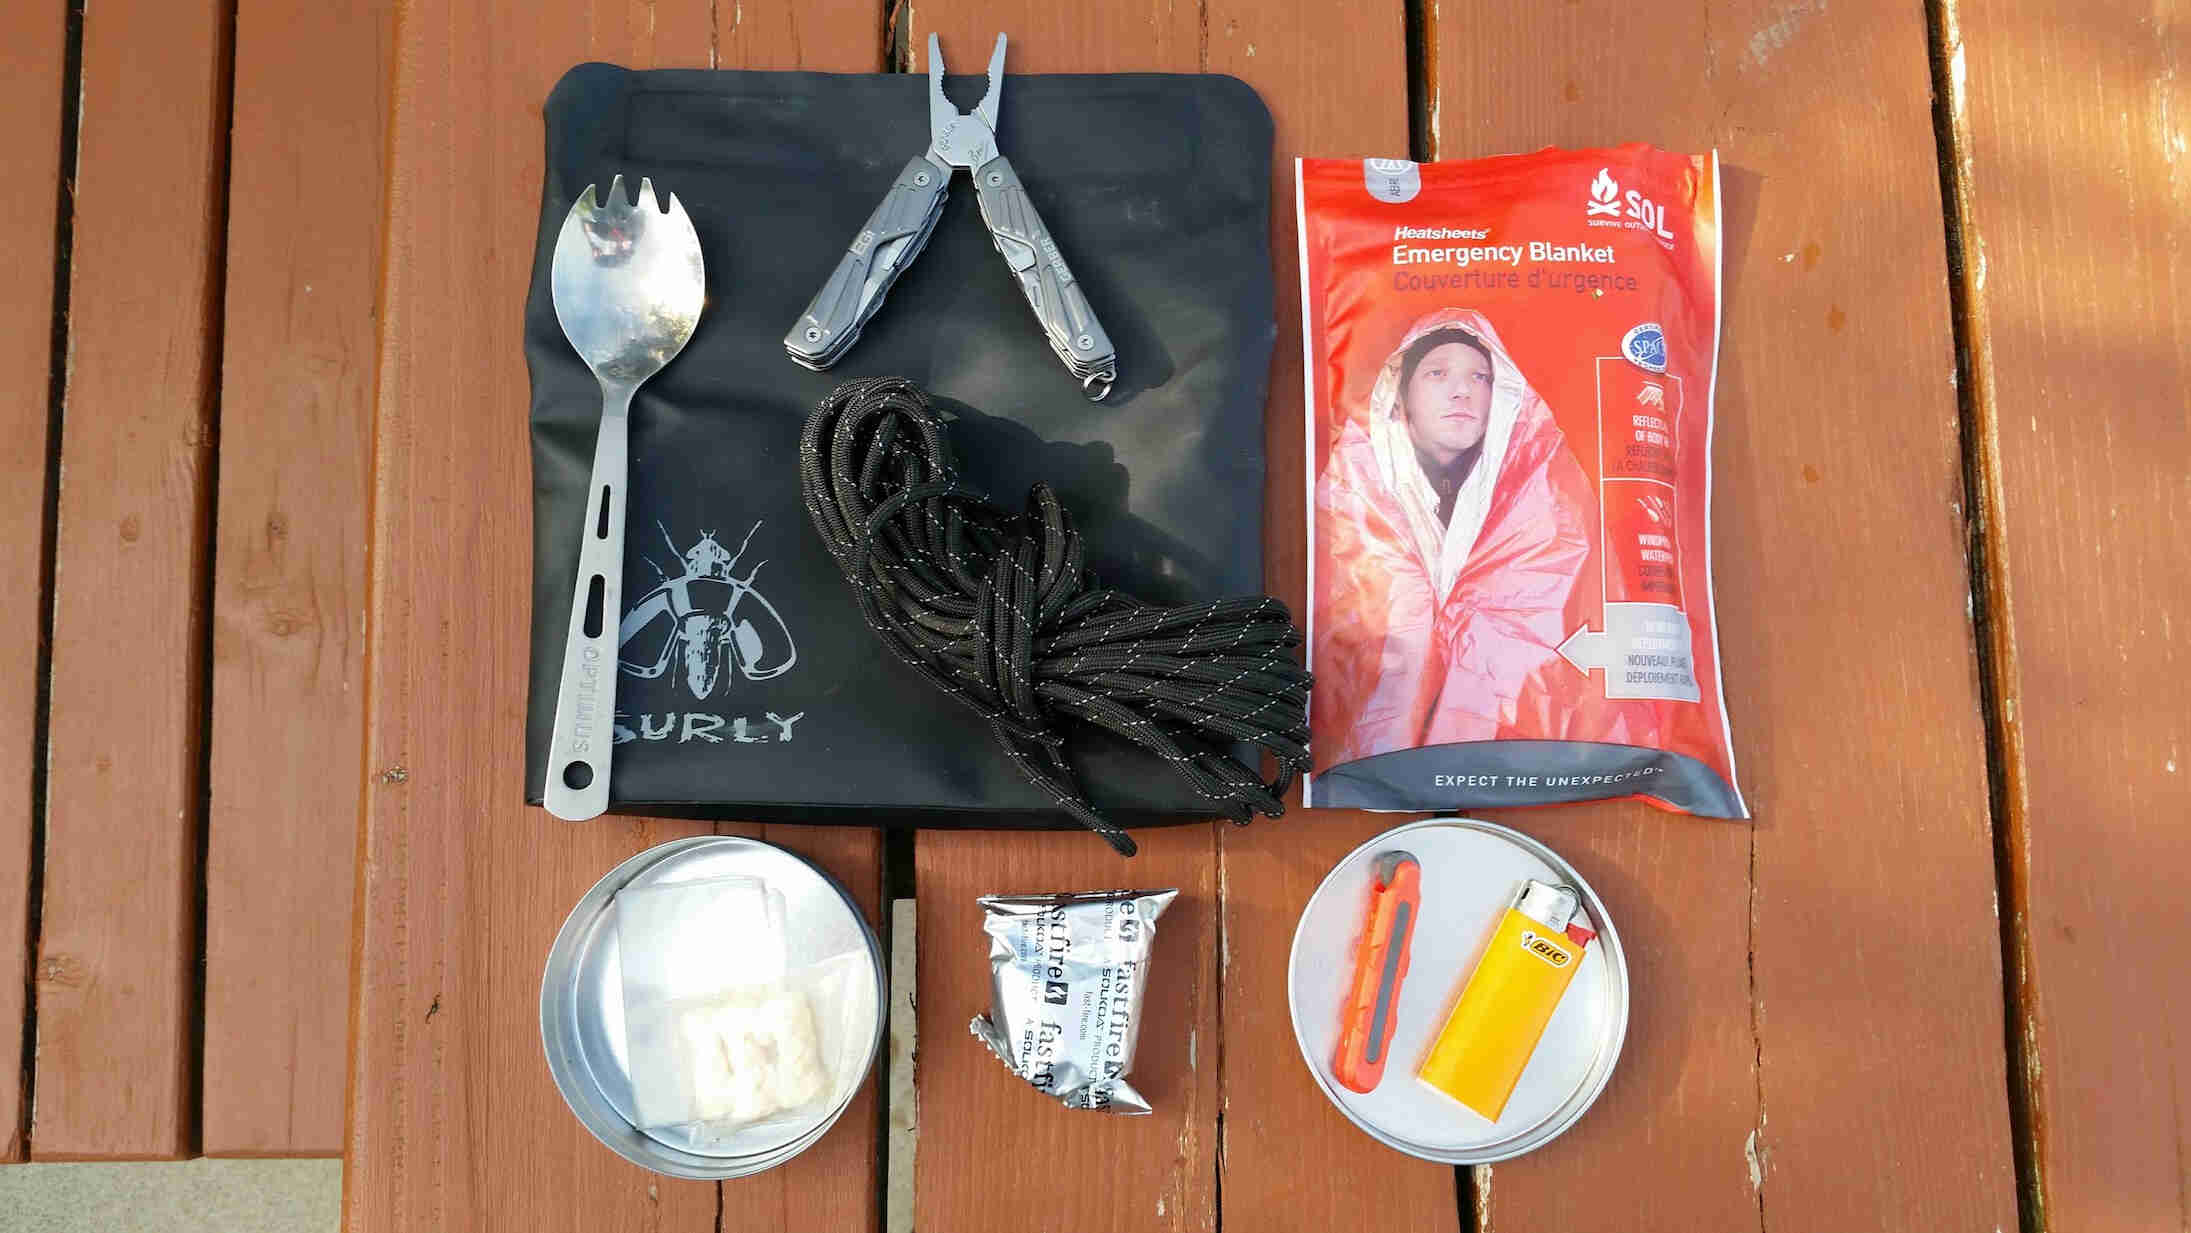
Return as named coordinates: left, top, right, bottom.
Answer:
left=541, top=835, right=886, bottom=1179
left=1287, top=817, right=1629, bottom=1163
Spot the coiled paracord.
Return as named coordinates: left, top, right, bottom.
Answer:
left=798, top=376, right=1312, bottom=855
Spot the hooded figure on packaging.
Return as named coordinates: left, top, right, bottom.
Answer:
left=1313, top=308, right=1610, bottom=765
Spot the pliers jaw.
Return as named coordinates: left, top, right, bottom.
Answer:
left=926, top=32, right=1005, bottom=170
left=786, top=30, right=1119, bottom=400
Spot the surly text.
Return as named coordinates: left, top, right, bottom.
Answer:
left=612, top=711, right=806, bottom=745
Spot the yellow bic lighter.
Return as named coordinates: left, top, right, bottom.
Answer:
left=1418, top=879, right=1595, bottom=1121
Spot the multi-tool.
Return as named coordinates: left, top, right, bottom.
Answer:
left=784, top=33, right=1118, bottom=400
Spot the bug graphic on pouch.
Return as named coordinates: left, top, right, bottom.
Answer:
left=619, top=521, right=797, bottom=699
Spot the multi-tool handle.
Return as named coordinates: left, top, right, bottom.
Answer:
left=785, top=155, right=951, bottom=369
left=970, top=153, right=1118, bottom=400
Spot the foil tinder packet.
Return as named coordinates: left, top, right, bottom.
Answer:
left=969, top=889, right=1177, bottom=1114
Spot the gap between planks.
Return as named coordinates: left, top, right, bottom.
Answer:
left=1922, top=3, right=2044, bottom=1232
left=15, top=0, right=90, bottom=1166
left=184, top=0, right=244, bottom=1161
left=1402, top=2, right=1475, bottom=1222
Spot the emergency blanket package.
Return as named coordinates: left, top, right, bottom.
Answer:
left=1297, top=147, right=1745, bottom=817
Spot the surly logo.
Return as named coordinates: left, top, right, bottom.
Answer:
left=1517, top=929, right=1574, bottom=969
left=614, top=521, right=805, bottom=746
left=1584, top=166, right=1677, bottom=243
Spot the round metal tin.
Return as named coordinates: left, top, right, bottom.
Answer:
left=1287, top=817, right=1629, bottom=1163
left=541, top=835, right=886, bottom=1179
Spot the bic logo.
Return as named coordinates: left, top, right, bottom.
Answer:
left=1518, top=930, right=1574, bottom=969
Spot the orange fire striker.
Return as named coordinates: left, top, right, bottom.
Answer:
left=1330, top=851, right=1422, bottom=1093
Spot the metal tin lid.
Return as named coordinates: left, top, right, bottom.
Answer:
left=541, top=835, right=886, bottom=1179
left=1287, top=817, right=1629, bottom=1164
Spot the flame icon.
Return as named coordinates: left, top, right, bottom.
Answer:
left=1586, top=167, right=1623, bottom=217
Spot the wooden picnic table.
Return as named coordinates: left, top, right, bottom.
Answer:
left=2, top=0, right=2185, bottom=1229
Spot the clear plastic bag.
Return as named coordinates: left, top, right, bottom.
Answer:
left=615, top=873, right=870, bottom=1150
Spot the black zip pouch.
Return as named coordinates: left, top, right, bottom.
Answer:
left=524, top=63, right=1275, bottom=827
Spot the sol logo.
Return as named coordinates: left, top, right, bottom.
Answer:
left=1585, top=166, right=1677, bottom=242
left=1586, top=168, right=1622, bottom=217
left=1518, top=929, right=1574, bottom=968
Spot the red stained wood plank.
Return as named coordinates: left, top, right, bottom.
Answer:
left=898, top=11, right=1222, bottom=1233
left=1943, top=0, right=2191, bottom=1226
left=914, top=827, right=1221, bottom=1233
left=346, top=1, right=884, bottom=1228
left=900, top=6, right=1453, bottom=1229
left=0, top=0, right=70, bottom=1165
left=34, top=0, right=230, bottom=1161
left=1430, top=2, right=2018, bottom=1230
left=1201, top=0, right=1464, bottom=1228
left=718, top=0, right=882, bottom=70
left=903, top=1, right=1199, bottom=73
left=200, top=0, right=390, bottom=1158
